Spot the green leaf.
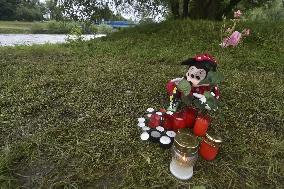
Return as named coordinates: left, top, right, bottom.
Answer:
left=177, top=78, right=191, bottom=96
left=181, top=95, right=194, bottom=106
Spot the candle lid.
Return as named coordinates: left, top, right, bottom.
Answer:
left=205, top=131, right=222, bottom=143
left=174, top=133, right=199, bottom=154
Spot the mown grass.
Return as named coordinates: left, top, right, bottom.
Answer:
left=0, top=19, right=283, bottom=188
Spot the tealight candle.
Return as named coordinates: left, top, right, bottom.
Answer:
left=170, top=132, right=199, bottom=180
left=138, top=118, right=146, bottom=123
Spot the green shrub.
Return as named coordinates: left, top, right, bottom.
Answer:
left=30, top=22, right=48, bottom=34
left=246, top=0, right=284, bottom=22
left=15, top=5, right=43, bottom=21
left=97, top=24, right=113, bottom=34
left=46, top=20, right=76, bottom=34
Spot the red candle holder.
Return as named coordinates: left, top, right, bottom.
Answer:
left=193, top=114, right=211, bottom=137
left=163, top=112, right=174, bottom=130
left=199, top=132, right=222, bottom=161
left=182, top=107, right=197, bottom=128
left=173, top=113, right=186, bottom=131
left=149, top=113, right=161, bottom=128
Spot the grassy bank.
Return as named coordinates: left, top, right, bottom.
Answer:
left=0, top=20, right=283, bottom=188
left=0, top=21, right=46, bottom=34
left=0, top=21, right=112, bottom=34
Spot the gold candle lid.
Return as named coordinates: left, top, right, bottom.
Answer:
left=205, top=130, right=222, bottom=143
left=174, top=132, right=199, bottom=154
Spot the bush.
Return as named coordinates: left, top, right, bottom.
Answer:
left=30, top=22, right=48, bottom=34
left=30, top=21, right=99, bottom=34
left=46, top=21, right=78, bottom=34
left=97, top=24, right=113, bottom=34
left=15, top=5, right=43, bottom=21
left=246, top=0, right=284, bottom=22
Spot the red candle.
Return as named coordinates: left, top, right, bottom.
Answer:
left=149, top=113, right=161, bottom=128
left=182, top=107, right=197, bottom=128
left=199, top=132, right=222, bottom=161
left=163, top=112, right=174, bottom=130
left=193, top=114, right=211, bottom=136
left=173, top=113, right=186, bottom=131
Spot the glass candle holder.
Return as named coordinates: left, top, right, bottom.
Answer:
left=193, top=114, right=211, bottom=137
left=170, top=132, right=199, bottom=180
left=199, top=131, right=222, bottom=161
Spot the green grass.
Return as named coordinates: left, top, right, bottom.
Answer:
left=0, top=21, right=47, bottom=34
left=0, top=19, right=284, bottom=188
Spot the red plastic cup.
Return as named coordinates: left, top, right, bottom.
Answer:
left=193, top=114, right=211, bottom=136
left=173, top=113, right=186, bottom=131
left=182, top=107, right=197, bottom=128
left=149, top=114, right=161, bottom=128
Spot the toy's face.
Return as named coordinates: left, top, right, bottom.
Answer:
left=186, top=66, right=207, bottom=86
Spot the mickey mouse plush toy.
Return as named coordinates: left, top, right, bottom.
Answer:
left=166, top=53, right=220, bottom=111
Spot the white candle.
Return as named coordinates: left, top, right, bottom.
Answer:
left=170, top=160, right=193, bottom=180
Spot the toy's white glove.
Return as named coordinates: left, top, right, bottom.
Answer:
left=205, top=104, right=211, bottom=110
left=193, top=93, right=207, bottom=104
left=192, top=93, right=203, bottom=99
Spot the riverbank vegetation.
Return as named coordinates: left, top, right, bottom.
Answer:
left=0, top=21, right=113, bottom=34
left=0, top=19, right=283, bottom=188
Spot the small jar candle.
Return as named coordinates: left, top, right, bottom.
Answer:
left=199, top=131, right=222, bottom=161
left=163, top=111, right=174, bottom=130
left=182, top=107, right=197, bottom=128
left=193, top=114, right=211, bottom=137
left=173, top=113, right=186, bottom=131
left=170, top=132, right=199, bottom=180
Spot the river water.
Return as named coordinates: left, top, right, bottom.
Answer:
left=0, top=34, right=106, bottom=47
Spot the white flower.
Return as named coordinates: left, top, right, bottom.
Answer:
left=146, top=108, right=154, bottom=113
left=211, top=92, right=215, bottom=96
left=166, top=111, right=173, bottom=115
left=156, top=112, right=163, bottom=116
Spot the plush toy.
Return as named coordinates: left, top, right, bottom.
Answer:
left=166, top=53, right=222, bottom=112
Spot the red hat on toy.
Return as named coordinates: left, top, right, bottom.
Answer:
left=181, top=53, right=217, bottom=72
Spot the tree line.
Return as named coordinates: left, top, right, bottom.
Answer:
left=0, top=0, right=274, bottom=22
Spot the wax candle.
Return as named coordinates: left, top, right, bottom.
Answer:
left=170, top=132, right=199, bottom=180
left=173, top=113, right=186, bottom=131
left=182, top=107, right=197, bottom=128
left=193, top=114, right=211, bottom=137
left=163, top=111, right=174, bottom=130
left=199, top=131, right=222, bottom=161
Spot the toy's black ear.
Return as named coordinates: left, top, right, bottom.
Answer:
left=181, top=58, right=196, bottom=65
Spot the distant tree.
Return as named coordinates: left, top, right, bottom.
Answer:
left=45, top=0, right=64, bottom=20
left=0, top=0, right=18, bottom=20
left=56, top=0, right=273, bottom=21
left=0, top=0, right=46, bottom=21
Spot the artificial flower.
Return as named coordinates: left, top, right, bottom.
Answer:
left=234, top=10, right=242, bottom=18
